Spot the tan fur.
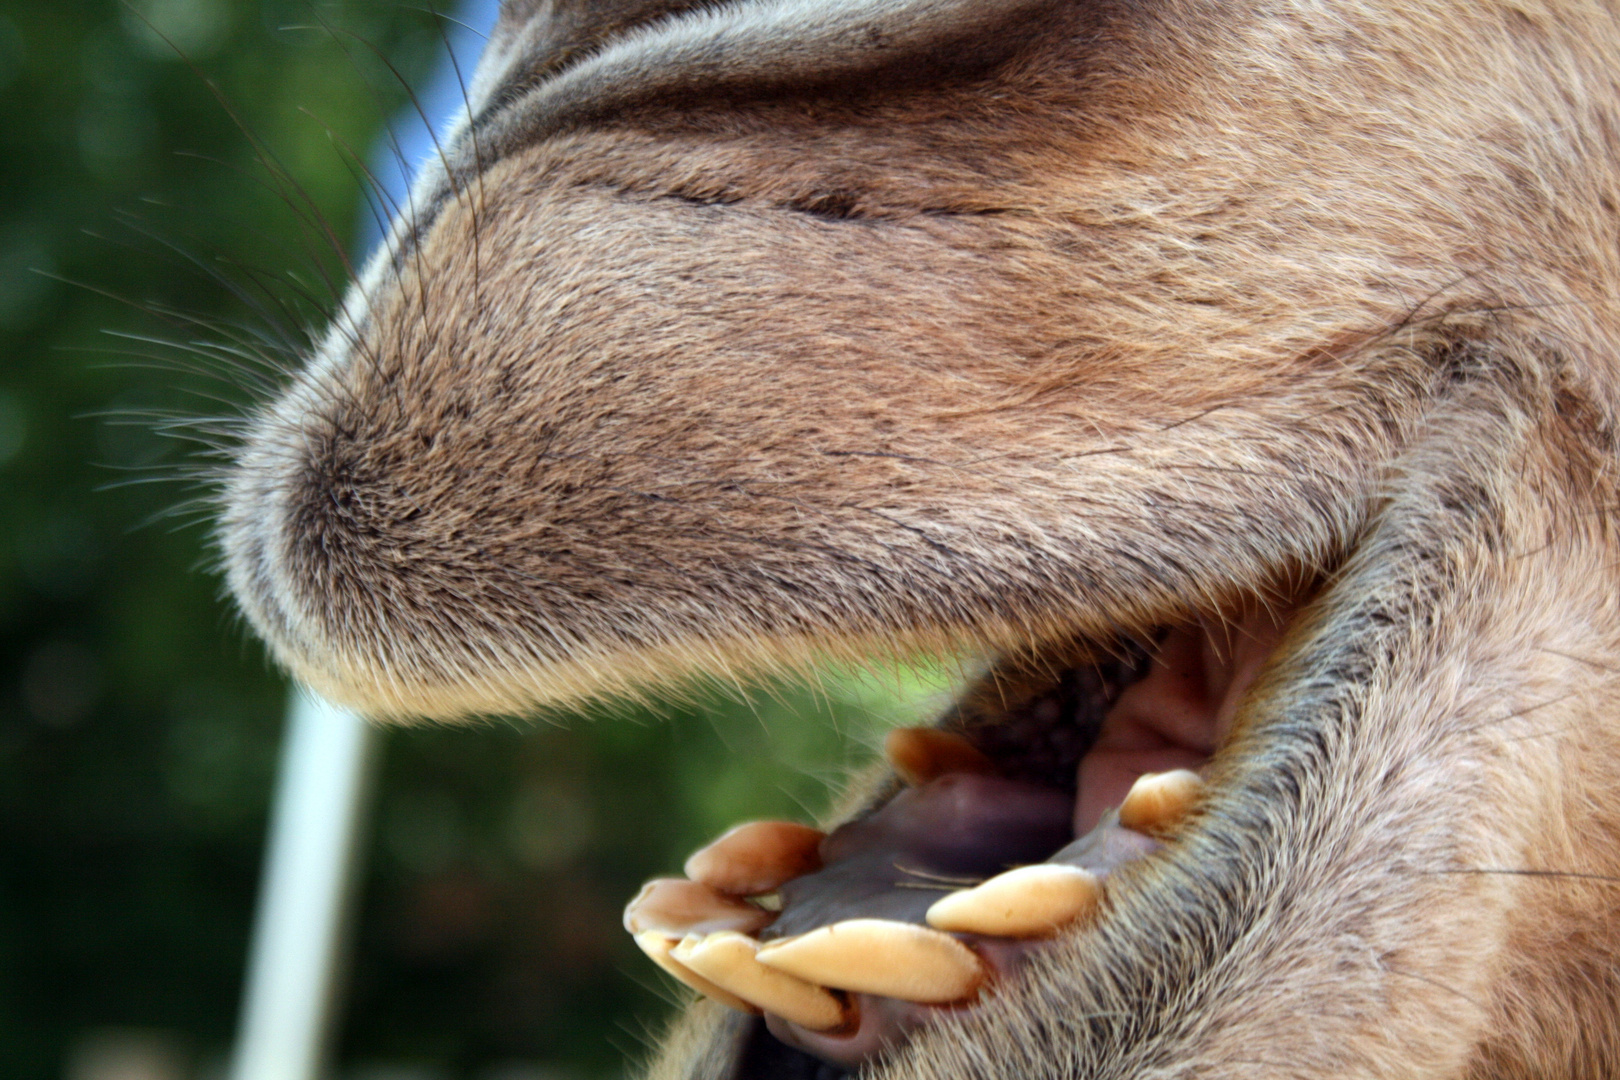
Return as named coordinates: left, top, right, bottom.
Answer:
left=221, top=0, right=1620, bottom=1075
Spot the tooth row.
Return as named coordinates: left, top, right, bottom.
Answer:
left=627, top=765, right=1206, bottom=1023
left=633, top=932, right=760, bottom=1014
left=926, top=864, right=1100, bottom=937
left=624, top=877, right=776, bottom=937
left=1117, top=769, right=1204, bottom=835
left=684, top=820, right=826, bottom=896
left=641, top=918, right=989, bottom=1016
left=756, top=919, right=986, bottom=1004
left=883, top=727, right=997, bottom=787
left=674, top=931, right=849, bottom=1031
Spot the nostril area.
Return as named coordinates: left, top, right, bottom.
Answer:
left=221, top=449, right=325, bottom=659
left=220, top=400, right=422, bottom=696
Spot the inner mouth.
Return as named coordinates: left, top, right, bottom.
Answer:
left=627, top=589, right=1304, bottom=1075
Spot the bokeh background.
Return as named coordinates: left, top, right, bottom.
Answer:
left=0, top=3, right=943, bottom=1078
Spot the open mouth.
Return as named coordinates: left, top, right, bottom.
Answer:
left=623, top=584, right=1307, bottom=1073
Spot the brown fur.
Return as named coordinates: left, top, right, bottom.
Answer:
left=220, top=0, right=1620, bottom=1076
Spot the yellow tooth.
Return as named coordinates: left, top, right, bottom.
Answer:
left=673, top=931, right=849, bottom=1032
left=683, top=821, right=826, bottom=896
left=623, top=877, right=775, bottom=937
left=755, top=919, right=985, bottom=1004
left=1117, top=769, right=1205, bottom=834
left=925, top=864, right=1102, bottom=937
left=633, top=932, right=760, bottom=1014
left=883, top=727, right=997, bottom=787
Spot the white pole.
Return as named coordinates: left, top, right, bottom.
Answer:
left=227, top=691, right=380, bottom=1080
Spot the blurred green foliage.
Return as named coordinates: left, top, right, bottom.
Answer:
left=0, top=3, right=946, bottom=1077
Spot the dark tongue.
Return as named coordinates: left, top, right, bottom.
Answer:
left=764, top=774, right=1074, bottom=939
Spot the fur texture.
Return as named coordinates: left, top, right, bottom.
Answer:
left=220, top=0, right=1620, bottom=1075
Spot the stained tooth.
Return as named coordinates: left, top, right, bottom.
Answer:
left=1117, top=769, right=1205, bottom=834
left=925, top=864, right=1102, bottom=937
left=883, top=727, right=998, bottom=787
left=755, top=919, right=985, bottom=1004
left=624, top=878, right=775, bottom=937
left=633, top=932, right=760, bottom=1014
left=673, top=931, right=849, bottom=1032
left=683, top=821, right=826, bottom=896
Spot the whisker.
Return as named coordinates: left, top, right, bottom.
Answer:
left=892, top=864, right=982, bottom=887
